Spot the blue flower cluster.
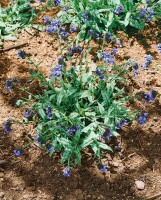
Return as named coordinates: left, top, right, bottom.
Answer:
left=143, top=89, right=157, bottom=103
left=60, top=28, right=69, bottom=40
left=88, top=30, right=100, bottom=39
left=58, top=57, right=64, bottom=65
left=2, top=118, right=13, bottom=133
left=50, top=64, right=63, bottom=77
left=105, top=32, right=113, bottom=42
left=133, top=63, right=140, bottom=77
left=115, top=119, right=128, bottom=130
left=69, top=46, right=82, bottom=56
left=82, top=12, right=88, bottom=21
left=114, top=6, right=123, bottom=15
left=124, top=59, right=140, bottom=76
left=157, top=43, right=161, bottom=53
left=138, top=7, right=154, bottom=22
left=46, top=19, right=61, bottom=34
left=66, top=125, right=80, bottom=135
left=138, top=113, right=148, bottom=125
left=44, top=16, right=51, bottom=24
left=23, top=108, right=34, bottom=118
left=142, top=54, right=154, bottom=69
left=45, top=105, right=53, bottom=119
left=70, top=25, right=77, bottom=32
left=5, top=78, right=20, bottom=92
left=53, top=0, right=61, bottom=7
left=95, top=68, right=105, bottom=80
left=102, top=51, right=115, bottom=65
left=102, top=128, right=112, bottom=139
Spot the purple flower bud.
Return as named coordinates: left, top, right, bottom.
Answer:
left=13, top=148, right=22, bottom=156
left=114, top=6, right=123, bottom=15
left=44, top=16, right=51, bottom=24
left=18, top=50, right=26, bottom=59
left=2, top=118, right=13, bottom=133
left=63, top=167, right=70, bottom=177
left=99, top=165, right=106, bottom=173
left=138, top=113, right=148, bottom=125
left=157, top=43, right=161, bottom=53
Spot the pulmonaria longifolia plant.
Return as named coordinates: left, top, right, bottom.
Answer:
left=56, top=0, right=161, bottom=42
left=3, top=47, right=139, bottom=175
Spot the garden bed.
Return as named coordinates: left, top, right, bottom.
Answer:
left=0, top=1, right=161, bottom=200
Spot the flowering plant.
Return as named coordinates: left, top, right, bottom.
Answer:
left=57, top=0, right=160, bottom=42
left=8, top=50, right=137, bottom=174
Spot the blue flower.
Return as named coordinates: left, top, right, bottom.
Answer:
left=38, top=0, right=45, bottom=3
left=46, top=19, right=61, bottom=34
left=82, top=12, right=88, bottom=21
left=62, top=7, right=67, bottom=12
left=102, top=128, right=112, bottom=139
left=143, top=54, right=154, bottom=69
left=95, top=68, right=105, bottom=79
left=50, top=64, right=63, bottom=77
left=105, top=32, right=113, bottom=41
left=13, top=148, right=22, bottom=157
left=139, top=8, right=146, bottom=17
left=88, top=30, right=100, bottom=39
left=5, top=78, right=20, bottom=92
left=102, top=51, right=115, bottom=65
left=2, top=118, right=13, bottom=133
left=143, top=89, right=157, bottom=103
left=99, top=165, right=106, bottom=173
left=115, top=119, right=128, bottom=130
left=138, top=113, right=148, bottom=125
left=66, top=125, right=80, bottom=135
left=47, top=145, right=55, bottom=153
left=44, top=16, right=51, bottom=24
left=146, top=8, right=154, bottom=22
left=157, top=43, right=161, bottom=53
left=68, top=46, right=82, bottom=56
left=23, top=109, right=34, bottom=118
left=45, top=105, right=53, bottom=120
left=53, top=0, right=61, bottom=7
left=58, top=57, right=64, bottom=64
left=70, top=26, right=77, bottom=32
left=63, top=167, right=70, bottom=177
left=111, top=48, right=118, bottom=55
left=60, top=28, right=69, bottom=40
left=18, top=50, right=26, bottom=59
left=114, top=6, right=123, bottom=15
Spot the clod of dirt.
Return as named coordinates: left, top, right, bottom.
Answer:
left=0, top=172, right=4, bottom=178
left=0, top=192, right=5, bottom=198
left=135, top=180, right=145, bottom=190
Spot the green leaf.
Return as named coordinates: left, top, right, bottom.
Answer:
left=97, top=142, right=113, bottom=151
left=3, top=35, right=17, bottom=40
left=98, top=102, right=105, bottom=114
left=36, top=107, right=46, bottom=119
left=124, top=12, right=131, bottom=27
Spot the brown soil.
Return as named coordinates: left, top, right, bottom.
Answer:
left=0, top=3, right=161, bottom=200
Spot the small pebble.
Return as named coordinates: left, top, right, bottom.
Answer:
left=135, top=180, right=145, bottom=190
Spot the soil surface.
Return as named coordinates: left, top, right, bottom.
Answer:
left=0, top=2, right=161, bottom=200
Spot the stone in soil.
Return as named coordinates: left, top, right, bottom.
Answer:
left=135, top=180, right=145, bottom=190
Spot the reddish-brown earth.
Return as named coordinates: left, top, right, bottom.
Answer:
left=0, top=2, right=161, bottom=200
